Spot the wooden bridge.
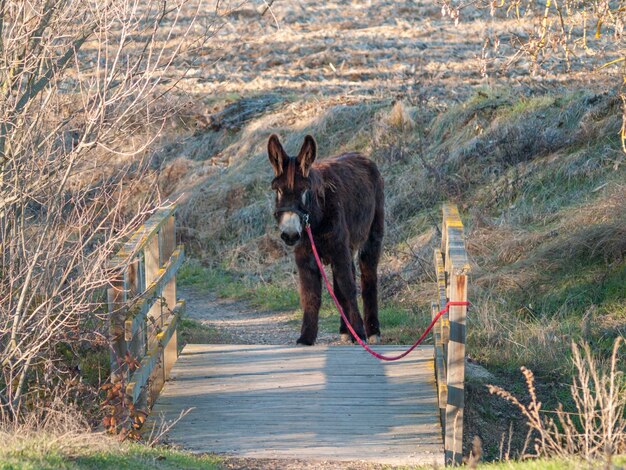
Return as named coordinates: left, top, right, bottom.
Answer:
left=108, top=204, right=470, bottom=466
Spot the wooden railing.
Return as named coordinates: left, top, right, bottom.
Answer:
left=108, top=204, right=185, bottom=409
left=432, top=203, right=471, bottom=466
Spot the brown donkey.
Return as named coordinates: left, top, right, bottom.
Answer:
left=268, top=134, right=384, bottom=345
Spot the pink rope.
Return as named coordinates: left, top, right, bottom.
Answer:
left=305, top=225, right=469, bottom=361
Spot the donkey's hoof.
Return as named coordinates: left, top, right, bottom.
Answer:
left=340, top=333, right=351, bottom=343
left=368, top=334, right=381, bottom=344
left=351, top=334, right=367, bottom=345
left=296, top=337, right=314, bottom=346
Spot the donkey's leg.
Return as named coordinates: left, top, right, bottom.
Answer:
left=334, top=261, right=356, bottom=343
left=359, top=208, right=384, bottom=343
left=332, top=252, right=366, bottom=343
left=295, top=250, right=322, bottom=346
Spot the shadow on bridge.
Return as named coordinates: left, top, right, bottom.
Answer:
left=150, top=344, right=443, bottom=465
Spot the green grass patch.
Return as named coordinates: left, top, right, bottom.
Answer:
left=538, top=260, right=626, bottom=317
left=246, top=282, right=300, bottom=311
left=474, top=455, right=626, bottom=469
left=178, top=259, right=241, bottom=296
left=497, top=94, right=556, bottom=120
left=178, top=317, right=225, bottom=345
left=0, top=441, right=221, bottom=470
left=179, top=259, right=299, bottom=311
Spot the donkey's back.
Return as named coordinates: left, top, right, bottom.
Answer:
left=314, top=153, right=384, bottom=253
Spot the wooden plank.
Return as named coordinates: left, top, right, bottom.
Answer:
left=434, top=248, right=449, bottom=362
left=163, top=309, right=181, bottom=380
left=150, top=344, right=443, bottom=466
left=125, top=246, right=184, bottom=341
left=442, top=204, right=470, bottom=276
left=161, top=214, right=177, bottom=317
left=170, top=368, right=433, bottom=380
left=434, top=249, right=448, bottom=310
left=171, top=429, right=442, bottom=439
left=159, top=301, right=182, bottom=380
left=156, top=397, right=432, bottom=406
left=108, top=205, right=176, bottom=269
left=144, top=231, right=161, bottom=352
left=447, top=226, right=470, bottom=276
left=161, top=216, right=178, bottom=385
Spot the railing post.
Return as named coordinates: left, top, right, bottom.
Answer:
left=445, top=271, right=468, bottom=465
left=144, top=234, right=161, bottom=353
left=434, top=203, right=470, bottom=466
left=147, top=230, right=164, bottom=407
left=127, top=257, right=148, bottom=410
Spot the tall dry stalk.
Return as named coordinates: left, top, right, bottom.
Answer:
left=0, top=0, right=208, bottom=422
left=438, top=0, right=625, bottom=75
left=489, top=338, right=626, bottom=461
left=436, top=0, right=626, bottom=149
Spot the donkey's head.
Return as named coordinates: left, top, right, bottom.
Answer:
left=268, top=134, right=317, bottom=246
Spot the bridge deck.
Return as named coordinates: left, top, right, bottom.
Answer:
left=151, top=344, right=444, bottom=466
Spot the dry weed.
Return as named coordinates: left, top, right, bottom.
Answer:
left=0, top=399, right=108, bottom=456
left=488, top=338, right=626, bottom=460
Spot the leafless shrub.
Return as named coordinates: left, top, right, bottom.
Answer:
left=488, top=338, right=626, bottom=461
left=0, top=0, right=207, bottom=424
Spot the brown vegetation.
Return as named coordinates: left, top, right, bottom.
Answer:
left=0, top=0, right=208, bottom=424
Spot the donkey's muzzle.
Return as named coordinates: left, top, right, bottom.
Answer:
left=278, top=211, right=302, bottom=246
left=281, top=231, right=301, bottom=246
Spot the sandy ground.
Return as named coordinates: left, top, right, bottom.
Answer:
left=182, top=286, right=342, bottom=345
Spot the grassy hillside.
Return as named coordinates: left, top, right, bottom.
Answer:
left=172, top=87, right=625, bottom=376
left=168, top=85, right=625, bottom=461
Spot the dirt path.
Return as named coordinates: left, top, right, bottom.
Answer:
left=222, top=457, right=402, bottom=470
left=181, top=287, right=340, bottom=345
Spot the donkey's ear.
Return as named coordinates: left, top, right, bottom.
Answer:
left=268, top=134, right=287, bottom=176
left=297, top=135, right=316, bottom=177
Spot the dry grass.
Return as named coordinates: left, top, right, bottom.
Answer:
left=0, top=400, right=105, bottom=457
left=170, top=82, right=625, bottom=388
left=467, top=294, right=577, bottom=374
